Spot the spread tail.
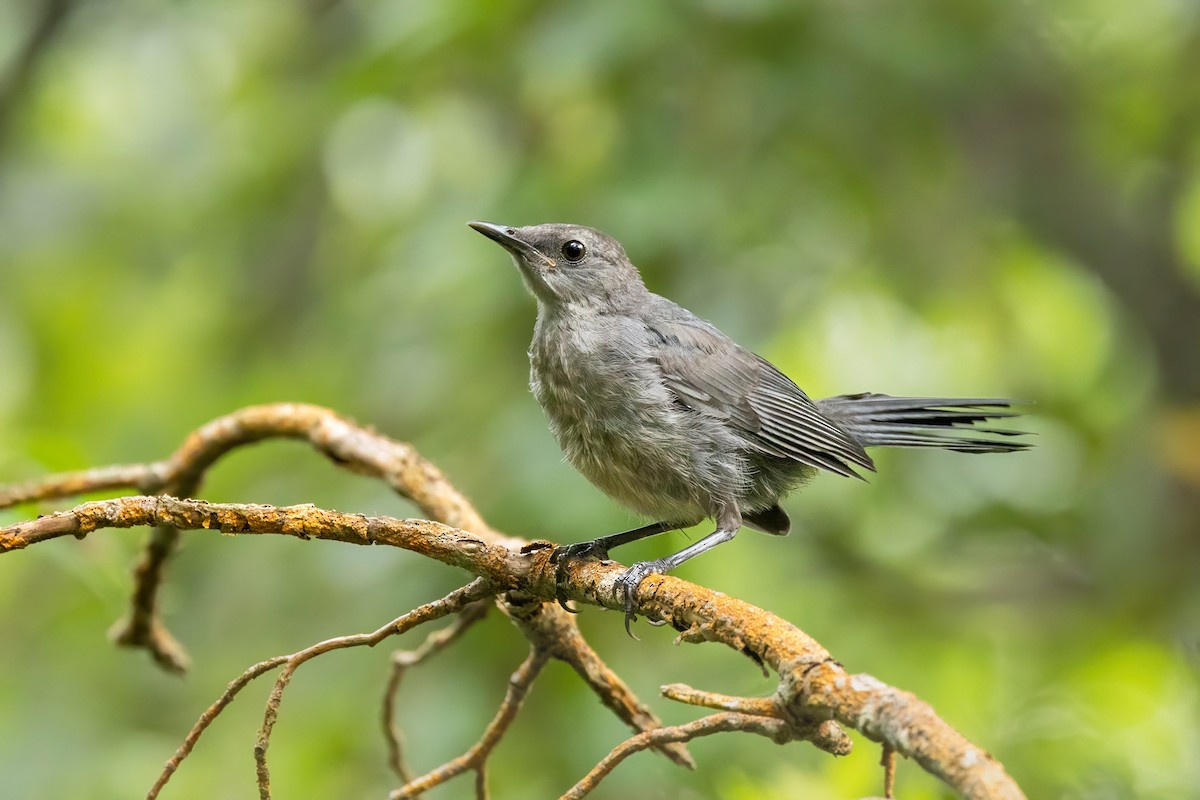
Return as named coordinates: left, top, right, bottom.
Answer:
left=816, top=393, right=1030, bottom=453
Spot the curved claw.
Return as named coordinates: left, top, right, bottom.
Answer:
left=554, top=559, right=580, bottom=612
left=551, top=539, right=612, bottom=614
left=614, top=559, right=668, bottom=639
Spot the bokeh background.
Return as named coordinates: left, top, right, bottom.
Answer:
left=1, top=1, right=1198, bottom=798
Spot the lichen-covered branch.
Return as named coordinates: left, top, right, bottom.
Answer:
left=1, top=494, right=1025, bottom=799
left=0, top=404, right=684, bottom=766
left=0, top=403, right=502, bottom=673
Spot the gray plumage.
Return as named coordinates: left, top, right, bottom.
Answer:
left=469, top=221, right=1027, bottom=629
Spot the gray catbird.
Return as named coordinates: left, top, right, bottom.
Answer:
left=469, top=221, right=1027, bottom=631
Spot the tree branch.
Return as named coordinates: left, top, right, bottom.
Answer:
left=0, top=404, right=691, bottom=768
left=1, top=493, right=1025, bottom=799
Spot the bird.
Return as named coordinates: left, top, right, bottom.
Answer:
left=468, top=220, right=1028, bottom=633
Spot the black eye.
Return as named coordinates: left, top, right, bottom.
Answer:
left=560, top=240, right=586, bottom=263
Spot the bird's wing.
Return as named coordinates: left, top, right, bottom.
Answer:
left=645, top=316, right=874, bottom=477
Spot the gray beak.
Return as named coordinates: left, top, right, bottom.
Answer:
left=467, top=221, right=556, bottom=268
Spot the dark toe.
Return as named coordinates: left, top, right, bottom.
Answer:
left=552, top=540, right=611, bottom=564
left=552, top=540, right=611, bottom=611
left=615, top=560, right=666, bottom=639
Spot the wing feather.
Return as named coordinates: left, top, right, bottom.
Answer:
left=646, top=314, right=873, bottom=478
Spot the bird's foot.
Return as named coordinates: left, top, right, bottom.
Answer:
left=549, top=540, right=613, bottom=613
left=614, top=559, right=671, bottom=639
left=550, top=539, right=612, bottom=564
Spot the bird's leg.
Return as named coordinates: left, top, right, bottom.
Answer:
left=550, top=519, right=699, bottom=613
left=616, top=505, right=742, bottom=637
left=552, top=519, right=688, bottom=562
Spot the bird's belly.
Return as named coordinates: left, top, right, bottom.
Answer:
left=532, top=365, right=737, bottom=520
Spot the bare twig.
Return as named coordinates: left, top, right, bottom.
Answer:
left=147, top=579, right=494, bottom=800
left=111, top=525, right=192, bottom=673
left=383, top=599, right=492, bottom=783
left=661, top=683, right=783, bottom=717
left=0, top=464, right=159, bottom=507
left=562, top=711, right=837, bottom=799
left=146, top=655, right=290, bottom=800
left=389, top=648, right=550, bottom=799
left=882, top=742, right=897, bottom=798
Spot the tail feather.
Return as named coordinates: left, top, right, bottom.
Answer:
left=816, top=393, right=1030, bottom=453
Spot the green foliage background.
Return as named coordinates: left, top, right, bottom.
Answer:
left=2, top=1, right=1198, bottom=798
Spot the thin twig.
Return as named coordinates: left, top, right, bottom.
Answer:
left=660, top=683, right=783, bottom=717
left=256, top=581, right=494, bottom=800
left=383, top=600, right=492, bottom=783
left=146, top=655, right=289, bottom=800
left=111, top=525, right=192, bottom=673
left=882, top=742, right=897, bottom=798
left=562, top=712, right=804, bottom=799
left=389, top=648, right=550, bottom=799
left=147, top=580, right=494, bottom=800
left=0, top=464, right=159, bottom=508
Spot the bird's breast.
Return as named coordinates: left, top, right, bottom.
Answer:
left=529, top=323, right=658, bottom=437
left=527, top=318, right=707, bottom=516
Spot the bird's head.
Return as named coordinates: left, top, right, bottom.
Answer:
left=468, top=221, right=647, bottom=312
